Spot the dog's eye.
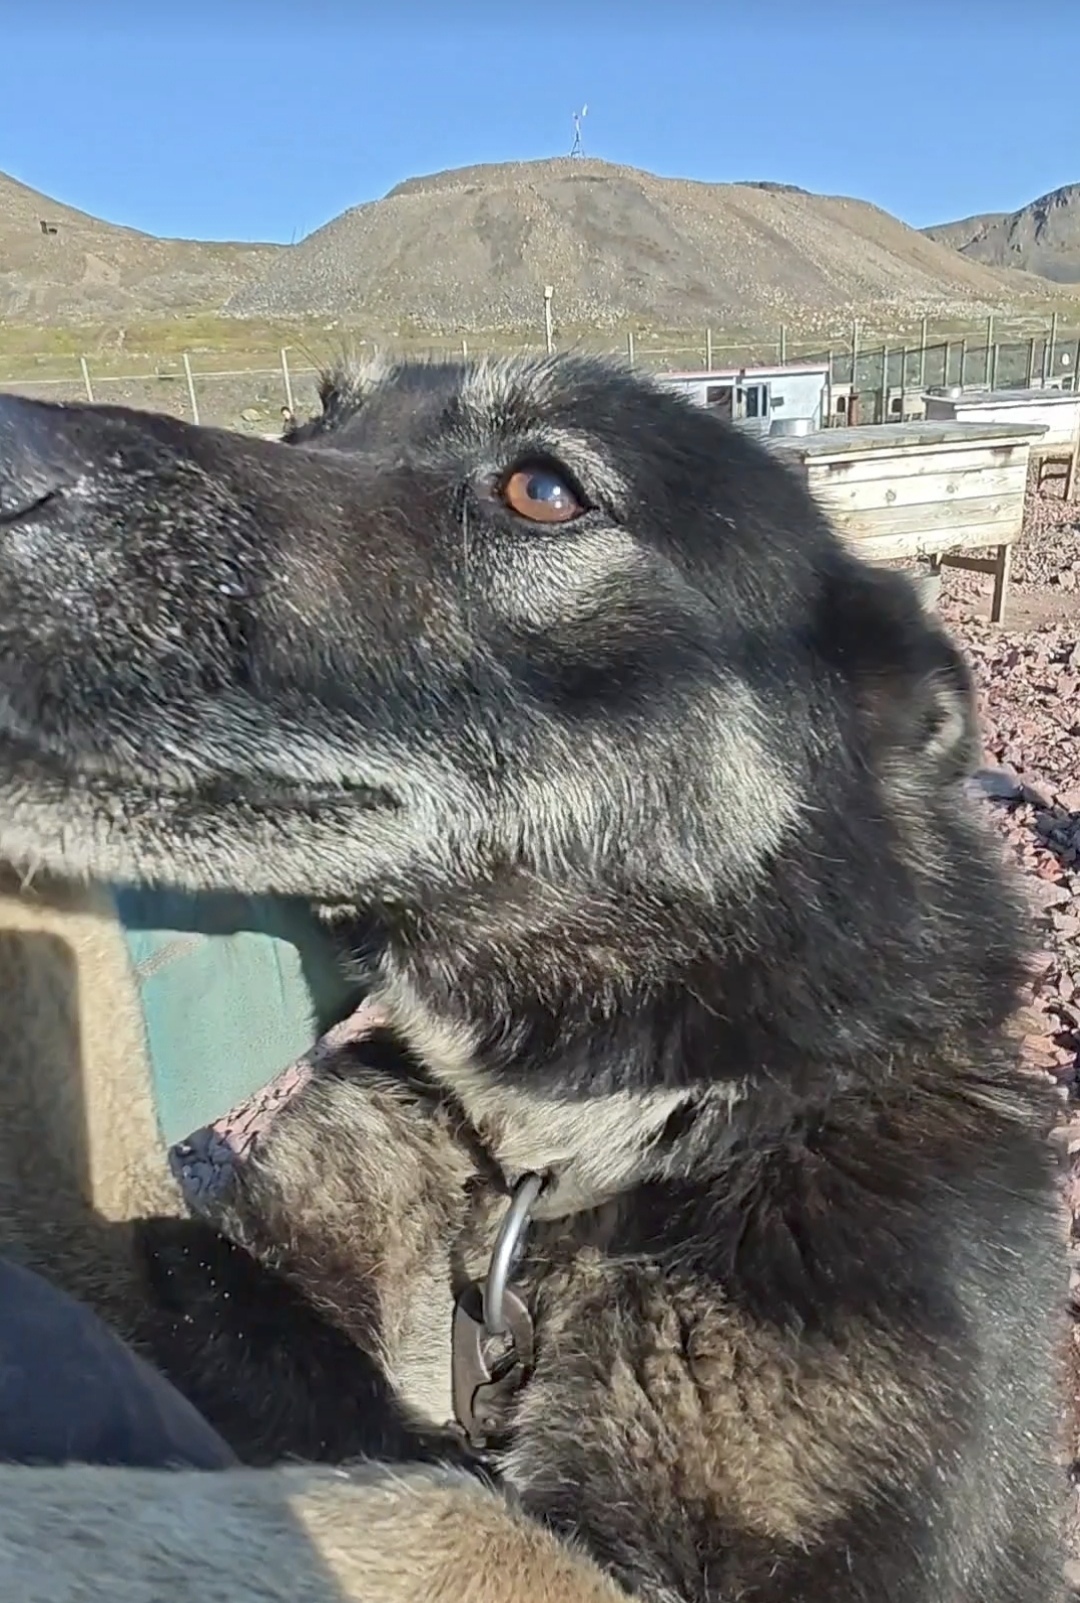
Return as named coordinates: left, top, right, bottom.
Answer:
left=501, top=465, right=584, bottom=525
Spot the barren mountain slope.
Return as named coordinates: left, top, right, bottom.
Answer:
left=0, top=169, right=281, bottom=322
left=226, top=158, right=1059, bottom=332
left=925, top=185, right=1080, bottom=284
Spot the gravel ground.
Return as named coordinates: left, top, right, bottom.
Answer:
left=934, top=477, right=1080, bottom=1577
left=1013, top=483, right=1080, bottom=594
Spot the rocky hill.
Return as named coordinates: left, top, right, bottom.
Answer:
left=925, top=185, right=1080, bottom=284
left=0, top=169, right=281, bottom=322
left=2, top=159, right=1070, bottom=332
left=222, top=157, right=1058, bottom=333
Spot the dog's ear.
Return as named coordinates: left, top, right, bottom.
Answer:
left=858, top=639, right=979, bottom=786
left=283, top=358, right=391, bottom=445
left=895, top=569, right=980, bottom=783
left=824, top=563, right=980, bottom=786
left=905, top=643, right=980, bottom=783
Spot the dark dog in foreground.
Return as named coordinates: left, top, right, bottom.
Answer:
left=0, top=357, right=1065, bottom=1603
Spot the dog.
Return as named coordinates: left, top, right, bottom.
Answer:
left=0, top=356, right=1066, bottom=1603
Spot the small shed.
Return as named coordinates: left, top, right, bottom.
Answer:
left=923, top=386, right=1080, bottom=451
left=770, top=419, right=1047, bottom=624
left=656, top=362, right=830, bottom=436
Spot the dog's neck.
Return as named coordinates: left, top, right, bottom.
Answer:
left=369, top=966, right=750, bottom=1220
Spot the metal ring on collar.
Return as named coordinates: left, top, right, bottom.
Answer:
left=482, top=1171, right=544, bottom=1338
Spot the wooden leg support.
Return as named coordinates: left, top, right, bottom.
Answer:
left=937, top=546, right=1014, bottom=627
left=989, top=542, right=1012, bottom=626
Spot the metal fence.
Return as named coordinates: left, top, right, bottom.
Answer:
left=3, top=314, right=1079, bottom=432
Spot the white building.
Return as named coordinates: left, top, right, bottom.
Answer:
left=655, top=362, right=830, bottom=436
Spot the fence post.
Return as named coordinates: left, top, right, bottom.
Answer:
left=778, top=324, right=787, bottom=364
left=1043, top=311, right=1058, bottom=385
left=79, top=356, right=95, bottom=403
left=279, top=348, right=295, bottom=414
left=918, top=316, right=928, bottom=388
left=879, top=349, right=890, bottom=424
left=844, top=321, right=859, bottom=424
left=626, top=330, right=635, bottom=367
left=182, top=352, right=200, bottom=425
left=1026, top=338, right=1037, bottom=387
left=705, top=327, right=713, bottom=369
left=543, top=285, right=554, bottom=356
left=943, top=341, right=951, bottom=387
left=461, top=339, right=468, bottom=360
left=984, top=316, right=994, bottom=385
left=990, top=342, right=1000, bottom=389
left=958, top=338, right=967, bottom=388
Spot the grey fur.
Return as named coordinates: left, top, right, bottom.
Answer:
left=0, top=358, right=1065, bottom=1603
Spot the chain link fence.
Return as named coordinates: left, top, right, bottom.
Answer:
left=3, top=316, right=1079, bottom=432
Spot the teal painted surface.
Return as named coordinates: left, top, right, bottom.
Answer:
left=112, top=889, right=359, bottom=1147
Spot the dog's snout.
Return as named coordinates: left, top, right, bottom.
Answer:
left=0, top=394, right=79, bottom=530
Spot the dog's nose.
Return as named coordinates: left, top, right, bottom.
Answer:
left=0, top=393, right=78, bottom=529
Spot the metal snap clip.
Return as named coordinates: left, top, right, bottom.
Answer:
left=451, top=1172, right=542, bottom=1449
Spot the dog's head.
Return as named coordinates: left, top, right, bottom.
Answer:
left=0, top=358, right=1018, bottom=1127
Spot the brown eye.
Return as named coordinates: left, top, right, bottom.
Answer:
left=501, top=465, right=584, bottom=524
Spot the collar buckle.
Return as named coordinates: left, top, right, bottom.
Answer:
left=451, top=1172, right=542, bottom=1450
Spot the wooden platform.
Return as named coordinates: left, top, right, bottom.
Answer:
left=771, top=420, right=1048, bottom=623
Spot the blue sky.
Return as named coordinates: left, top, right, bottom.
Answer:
left=6, top=0, right=1079, bottom=244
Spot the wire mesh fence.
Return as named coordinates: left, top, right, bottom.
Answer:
left=3, top=315, right=1079, bottom=432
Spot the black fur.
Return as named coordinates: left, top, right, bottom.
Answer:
left=0, top=359, right=1065, bottom=1602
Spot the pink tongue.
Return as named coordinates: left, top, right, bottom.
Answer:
left=169, top=998, right=387, bottom=1209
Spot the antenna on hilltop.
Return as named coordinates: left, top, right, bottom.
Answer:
left=569, top=104, right=588, bottom=158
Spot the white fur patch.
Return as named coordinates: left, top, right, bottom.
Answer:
left=372, top=968, right=748, bottom=1216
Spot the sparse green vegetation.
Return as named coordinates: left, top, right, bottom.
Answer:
left=5, top=304, right=1080, bottom=391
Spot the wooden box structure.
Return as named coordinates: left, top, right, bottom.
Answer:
left=923, top=386, right=1080, bottom=497
left=770, top=420, right=1047, bottom=624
